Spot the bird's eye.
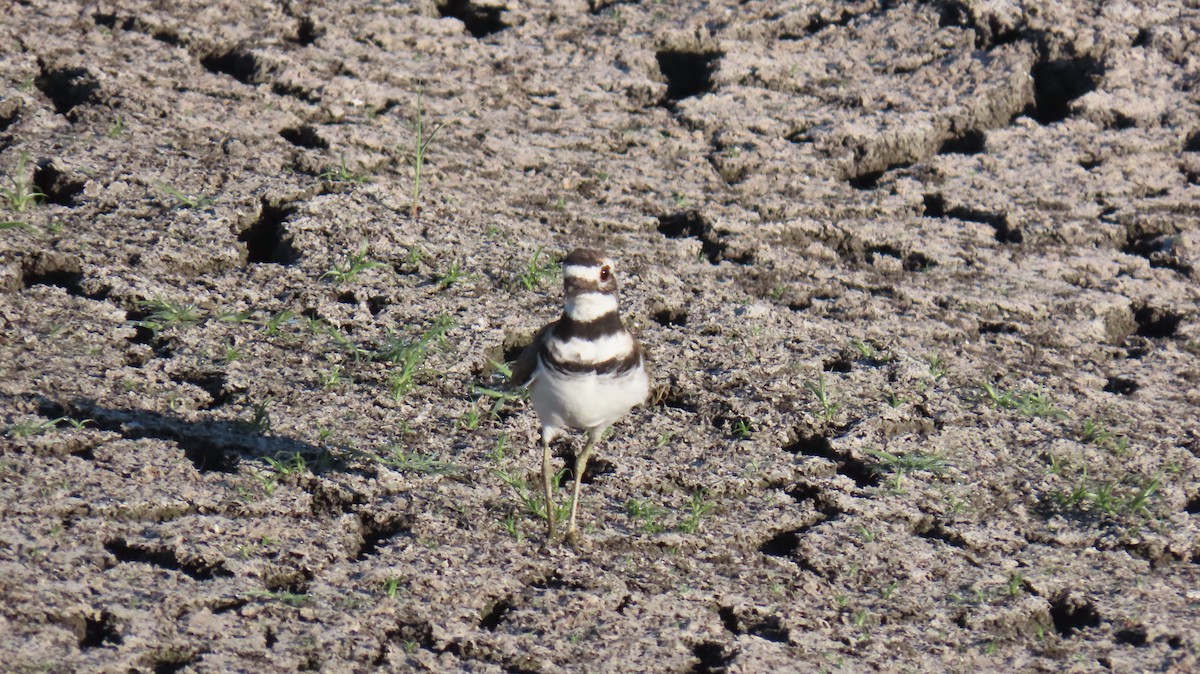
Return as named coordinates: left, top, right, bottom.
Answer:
left=599, top=266, right=611, bottom=281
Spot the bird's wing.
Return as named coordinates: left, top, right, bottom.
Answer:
left=510, top=320, right=557, bottom=388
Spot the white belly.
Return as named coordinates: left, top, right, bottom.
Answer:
left=531, top=365, right=650, bottom=432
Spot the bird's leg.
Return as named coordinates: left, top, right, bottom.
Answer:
left=566, top=427, right=604, bottom=542
left=541, top=427, right=557, bottom=542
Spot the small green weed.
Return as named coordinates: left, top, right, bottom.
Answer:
left=255, top=451, right=310, bottom=495
left=980, top=381, right=1065, bottom=417
left=625, top=497, right=668, bottom=534
left=853, top=609, right=870, bottom=629
left=216, top=310, right=252, bottom=323
left=486, top=434, right=509, bottom=463
left=319, top=156, right=370, bottom=184
left=867, top=449, right=948, bottom=476
left=319, top=364, right=346, bottom=390
left=1044, top=452, right=1068, bottom=475
left=458, top=407, right=481, bottom=431
left=1110, top=436, right=1131, bottom=456
left=130, top=298, right=200, bottom=334
left=3, top=153, right=44, bottom=212
left=982, top=380, right=1013, bottom=405
left=6, top=416, right=91, bottom=438
left=850, top=340, right=876, bottom=360
left=804, top=374, right=842, bottom=422
left=263, top=452, right=307, bottom=478
left=518, top=247, right=558, bottom=290
left=1079, top=418, right=1129, bottom=455
left=434, top=261, right=470, bottom=289
left=1015, top=391, right=1066, bottom=418
left=500, top=513, right=524, bottom=542
left=926, top=352, right=946, bottom=378
left=403, top=246, right=427, bottom=269
left=245, top=589, right=309, bottom=607
left=678, top=491, right=715, bottom=534
left=1005, top=572, right=1024, bottom=597
left=157, top=182, right=214, bottom=209
left=318, top=323, right=372, bottom=361
left=471, top=383, right=526, bottom=420
left=1050, top=471, right=1161, bottom=517
left=1125, top=477, right=1160, bottom=515
left=106, top=116, right=124, bottom=138
left=263, top=310, right=298, bottom=336
left=248, top=396, right=273, bottom=434
left=496, top=466, right=570, bottom=522
left=1080, top=417, right=1111, bottom=444
left=377, top=315, right=454, bottom=399
left=321, top=248, right=385, bottom=283
left=867, top=448, right=948, bottom=491
left=730, top=418, right=752, bottom=440
left=221, top=343, right=243, bottom=363
left=406, top=93, right=445, bottom=220
left=489, top=359, right=514, bottom=381
left=375, top=446, right=458, bottom=475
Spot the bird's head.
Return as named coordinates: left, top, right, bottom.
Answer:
left=561, top=248, right=620, bottom=321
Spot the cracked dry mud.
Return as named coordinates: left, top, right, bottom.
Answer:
left=2, top=0, right=1199, bottom=672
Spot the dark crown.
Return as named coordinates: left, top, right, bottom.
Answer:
left=562, top=248, right=608, bottom=268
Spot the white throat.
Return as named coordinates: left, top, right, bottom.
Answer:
left=565, top=292, right=618, bottom=322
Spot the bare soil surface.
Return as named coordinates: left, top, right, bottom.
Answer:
left=2, top=1, right=1199, bottom=672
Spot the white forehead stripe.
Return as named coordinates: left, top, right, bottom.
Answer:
left=565, top=292, right=618, bottom=322
left=563, top=264, right=603, bottom=280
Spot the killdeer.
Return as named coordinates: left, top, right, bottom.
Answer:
left=511, top=249, right=650, bottom=542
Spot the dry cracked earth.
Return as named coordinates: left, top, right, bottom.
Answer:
left=2, top=0, right=1200, bottom=672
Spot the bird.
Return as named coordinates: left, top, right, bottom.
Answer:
left=510, top=248, right=650, bottom=542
